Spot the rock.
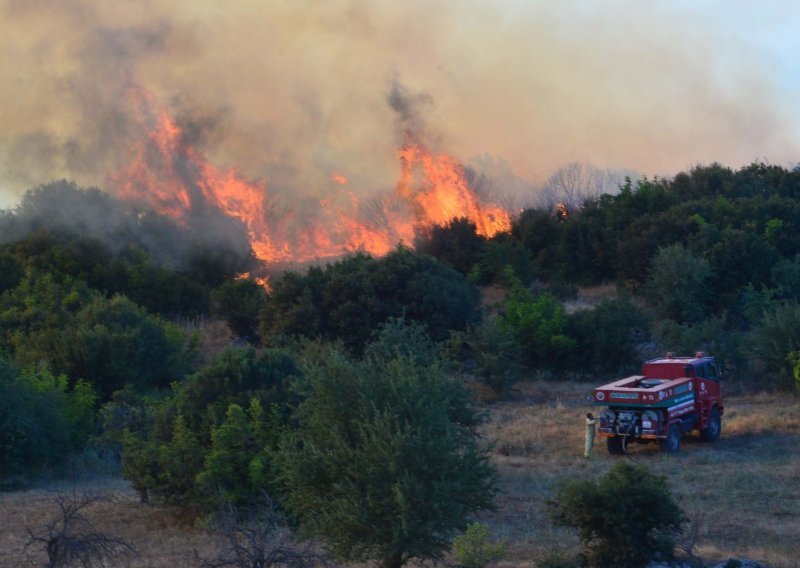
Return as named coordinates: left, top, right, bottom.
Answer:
left=646, top=559, right=769, bottom=568
left=707, top=559, right=770, bottom=568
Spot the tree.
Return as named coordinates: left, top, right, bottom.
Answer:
left=496, top=271, right=576, bottom=368
left=469, top=235, right=535, bottom=286
left=197, top=400, right=284, bottom=509
left=63, top=294, right=193, bottom=398
left=704, top=228, right=778, bottom=299
left=550, top=462, right=683, bottom=567
left=748, top=302, right=800, bottom=389
left=23, top=491, right=135, bottom=567
left=120, top=347, right=300, bottom=509
left=566, top=296, right=651, bottom=376
left=211, top=279, right=268, bottom=339
left=644, top=244, right=715, bottom=323
left=444, top=319, right=524, bottom=397
left=260, top=248, right=481, bottom=353
left=277, top=347, right=496, bottom=568
left=363, top=317, right=440, bottom=367
left=0, top=360, right=96, bottom=483
left=414, top=217, right=486, bottom=276
left=199, top=495, right=325, bottom=568
left=0, top=268, right=194, bottom=399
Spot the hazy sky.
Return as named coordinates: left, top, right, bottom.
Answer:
left=1, top=0, right=799, bottom=208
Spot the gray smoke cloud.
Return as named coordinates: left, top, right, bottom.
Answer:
left=1, top=0, right=799, bottom=209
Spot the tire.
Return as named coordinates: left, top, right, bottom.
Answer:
left=659, top=424, right=681, bottom=453
left=607, top=436, right=625, bottom=455
left=700, top=407, right=722, bottom=442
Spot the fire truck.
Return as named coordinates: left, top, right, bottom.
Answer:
left=592, top=353, right=723, bottom=454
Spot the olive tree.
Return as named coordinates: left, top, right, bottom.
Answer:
left=277, top=345, right=496, bottom=568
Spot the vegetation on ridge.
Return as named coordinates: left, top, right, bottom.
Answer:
left=2, top=162, right=800, bottom=566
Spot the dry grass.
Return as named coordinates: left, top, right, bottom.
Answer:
left=480, top=381, right=800, bottom=568
left=1, top=382, right=798, bottom=567
left=0, top=478, right=218, bottom=567
left=563, top=283, right=619, bottom=314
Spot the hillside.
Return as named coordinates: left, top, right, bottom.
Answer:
left=2, top=383, right=797, bottom=567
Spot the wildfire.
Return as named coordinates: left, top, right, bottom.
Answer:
left=397, top=145, right=511, bottom=238
left=555, top=202, right=569, bottom=221
left=331, top=173, right=348, bottom=185
left=107, top=88, right=512, bottom=271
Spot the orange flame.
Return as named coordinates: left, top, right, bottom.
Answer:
left=555, top=201, right=569, bottom=221
left=397, top=145, right=511, bottom=237
left=236, top=271, right=271, bottom=291
left=107, top=89, right=511, bottom=269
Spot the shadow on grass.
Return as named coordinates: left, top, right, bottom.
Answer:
left=599, top=428, right=799, bottom=465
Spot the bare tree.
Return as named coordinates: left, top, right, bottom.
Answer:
left=199, top=495, right=329, bottom=568
left=540, top=162, right=633, bottom=208
left=23, top=490, right=136, bottom=568
left=677, top=510, right=706, bottom=568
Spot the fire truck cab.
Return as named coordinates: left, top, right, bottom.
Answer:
left=592, top=353, right=723, bottom=454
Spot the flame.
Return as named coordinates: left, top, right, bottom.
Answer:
left=107, top=89, right=511, bottom=270
left=396, top=144, right=511, bottom=237
left=555, top=201, right=569, bottom=221
left=236, top=271, right=271, bottom=291
left=108, top=88, right=286, bottom=263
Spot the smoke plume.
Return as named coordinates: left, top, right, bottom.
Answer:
left=1, top=0, right=798, bottom=210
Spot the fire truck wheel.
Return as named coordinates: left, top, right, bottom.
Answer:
left=659, top=424, right=681, bottom=453
left=700, top=407, right=721, bottom=442
left=606, top=436, right=625, bottom=455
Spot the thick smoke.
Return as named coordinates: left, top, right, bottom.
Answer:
left=387, top=80, right=435, bottom=146
left=0, top=0, right=799, bottom=209
left=0, top=180, right=253, bottom=270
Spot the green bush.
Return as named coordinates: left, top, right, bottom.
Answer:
left=119, top=347, right=299, bottom=510
left=451, top=523, right=506, bottom=568
left=653, top=315, right=744, bottom=376
left=0, top=359, right=97, bottom=483
left=210, top=278, right=268, bottom=339
left=277, top=345, right=496, bottom=568
left=549, top=462, right=683, bottom=568
left=748, top=302, right=800, bottom=389
left=444, top=319, right=524, bottom=397
left=0, top=270, right=194, bottom=399
left=260, top=247, right=481, bottom=354
left=496, top=271, right=576, bottom=368
left=644, top=244, right=715, bottom=323
left=566, top=296, right=650, bottom=376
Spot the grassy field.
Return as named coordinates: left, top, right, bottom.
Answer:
left=1, top=381, right=798, bottom=567
left=483, top=381, right=800, bottom=568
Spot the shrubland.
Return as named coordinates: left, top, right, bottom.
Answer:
left=2, top=163, right=800, bottom=566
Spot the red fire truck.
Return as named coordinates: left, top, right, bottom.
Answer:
left=592, top=353, right=723, bottom=454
